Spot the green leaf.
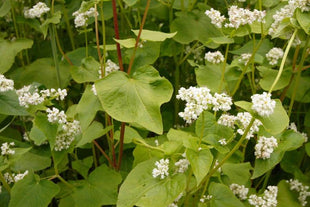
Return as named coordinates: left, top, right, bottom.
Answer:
left=257, top=66, right=292, bottom=91
left=187, top=148, right=213, bottom=186
left=296, top=9, right=310, bottom=34
left=72, top=156, right=93, bottom=179
left=114, top=38, right=136, bottom=48
left=277, top=180, right=302, bottom=207
left=95, top=65, right=173, bottom=134
left=230, top=39, right=273, bottom=56
left=0, top=91, right=29, bottom=116
left=0, top=0, right=11, bottom=17
left=30, top=112, right=58, bottom=148
left=209, top=182, right=245, bottom=207
left=132, top=29, right=177, bottom=42
left=170, top=11, right=224, bottom=48
left=221, top=162, right=252, bottom=185
left=123, top=0, right=137, bottom=6
left=305, top=142, right=310, bottom=157
left=235, top=100, right=289, bottom=135
left=65, top=47, right=98, bottom=66
left=40, top=11, right=62, bottom=38
left=0, top=38, right=33, bottom=73
left=77, top=121, right=112, bottom=147
left=72, top=164, right=122, bottom=206
left=71, top=56, right=100, bottom=83
left=117, top=159, right=186, bottom=207
left=76, top=85, right=102, bottom=131
left=10, top=151, right=51, bottom=171
left=9, top=58, right=71, bottom=89
left=9, top=172, right=60, bottom=207
left=167, top=129, right=199, bottom=150
left=208, top=36, right=234, bottom=44
left=286, top=75, right=310, bottom=103
left=114, top=125, right=143, bottom=144
left=252, top=130, right=304, bottom=179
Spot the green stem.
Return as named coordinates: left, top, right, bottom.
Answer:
left=174, top=55, right=180, bottom=125
left=49, top=25, right=62, bottom=88
left=100, top=2, right=107, bottom=76
left=219, top=44, right=230, bottom=92
left=259, top=170, right=272, bottom=194
left=0, top=171, right=11, bottom=193
left=199, top=117, right=255, bottom=195
left=92, top=143, right=98, bottom=168
left=84, top=31, right=88, bottom=57
left=288, top=35, right=310, bottom=116
left=133, top=139, right=165, bottom=153
left=269, top=29, right=297, bottom=93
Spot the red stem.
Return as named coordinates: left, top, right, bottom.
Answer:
left=111, top=0, right=124, bottom=71
left=117, top=122, right=126, bottom=170
left=93, top=140, right=114, bottom=167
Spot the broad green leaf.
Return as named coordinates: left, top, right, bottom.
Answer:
left=252, top=130, right=304, bottom=179
left=30, top=112, right=58, bottom=148
left=117, top=159, right=186, bottom=207
left=132, top=30, right=177, bottom=42
left=10, top=58, right=71, bottom=89
left=306, top=142, right=310, bottom=157
left=133, top=144, right=164, bottom=167
left=70, top=56, right=100, bottom=83
left=72, top=164, right=122, bottom=206
left=72, top=156, right=93, bottom=179
left=123, top=0, right=137, bottom=6
left=187, top=148, right=213, bottom=186
left=280, top=150, right=306, bottom=181
left=235, top=100, right=289, bottom=135
left=0, top=38, right=33, bottom=73
left=221, top=162, right=252, bottom=185
left=0, top=0, right=11, bottom=17
left=0, top=91, right=29, bottom=116
left=40, top=11, right=62, bottom=38
left=257, top=66, right=292, bottom=91
left=65, top=47, right=98, bottom=66
left=114, top=38, right=136, bottom=48
left=10, top=151, right=51, bottom=171
left=263, top=0, right=280, bottom=7
left=209, top=182, right=245, bottom=207
left=76, top=85, right=102, bottom=131
left=208, top=36, right=234, bottom=44
left=95, top=65, right=173, bottom=134
left=230, top=39, right=273, bottom=56
left=170, top=11, right=224, bottom=47
left=167, top=128, right=199, bottom=150
left=287, top=75, right=310, bottom=103
left=9, top=172, right=60, bottom=207
left=296, top=9, right=310, bottom=34
left=77, top=121, right=112, bottom=147
left=277, top=180, right=302, bottom=207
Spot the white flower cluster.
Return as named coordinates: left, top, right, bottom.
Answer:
left=230, top=184, right=249, bottom=200
left=288, top=122, right=308, bottom=142
left=1, top=142, right=15, bottom=156
left=152, top=158, right=169, bottom=179
left=224, top=6, right=266, bottom=29
left=269, top=0, right=310, bottom=36
left=24, top=2, right=50, bottom=19
left=17, top=86, right=67, bottom=108
left=91, top=84, right=97, bottom=96
left=249, top=186, right=278, bottom=207
left=4, top=171, right=28, bottom=184
left=177, top=87, right=232, bottom=124
left=204, top=51, right=224, bottom=64
left=54, top=120, right=81, bottom=151
left=239, top=53, right=252, bottom=65
left=286, top=179, right=310, bottom=206
left=72, top=7, right=98, bottom=28
left=205, top=8, right=226, bottom=28
left=266, top=48, right=284, bottom=65
left=251, top=92, right=276, bottom=117
left=46, top=107, right=67, bottom=124
left=98, top=59, right=120, bottom=78
left=218, top=138, right=227, bottom=145
left=218, top=112, right=262, bottom=139
left=254, top=136, right=278, bottom=160
left=200, top=195, right=213, bottom=203
left=175, top=158, right=190, bottom=173
left=0, top=75, right=14, bottom=92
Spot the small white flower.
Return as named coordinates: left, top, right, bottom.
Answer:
left=16, top=85, right=45, bottom=108
left=4, top=171, right=28, bottom=184
left=251, top=92, right=276, bottom=117
left=205, top=8, right=226, bottom=28
left=217, top=114, right=237, bottom=128
left=175, top=158, right=190, bottom=173
left=24, top=2, right=50, bottom=19
left=230, top=184, right=249, bottom=200
left=1, top=142, right=15, bottom=156
left=200, top=195, right=213, bottom=203
left=239, top=53, right=252, bottom=65
left=286, top=179, right=310, bottom=206
left=218, top=138, right=227, bottom=146
left=73, top=7, right=98, bottom=28
left=54, top=120, right=81, bottom=151
left=255, top=136, right=278, bottom=159
left=46, top=107, right=67, bottom=124
left=98, top=59, right=120, bottom=78
left=152, top=158, right=169, bottom=179
left=204, top=51, right=224, bottom=64
left=248, top=186, right=278, bottom=207
left=236, top=112, right=262, bottom=140
left=0, top=75, right=14, bottom=92
left=266, top=48, right=284, bottom=65
left=212, top=93, right=233, bottom=112
left=91, top=84, right=97, bottom=96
